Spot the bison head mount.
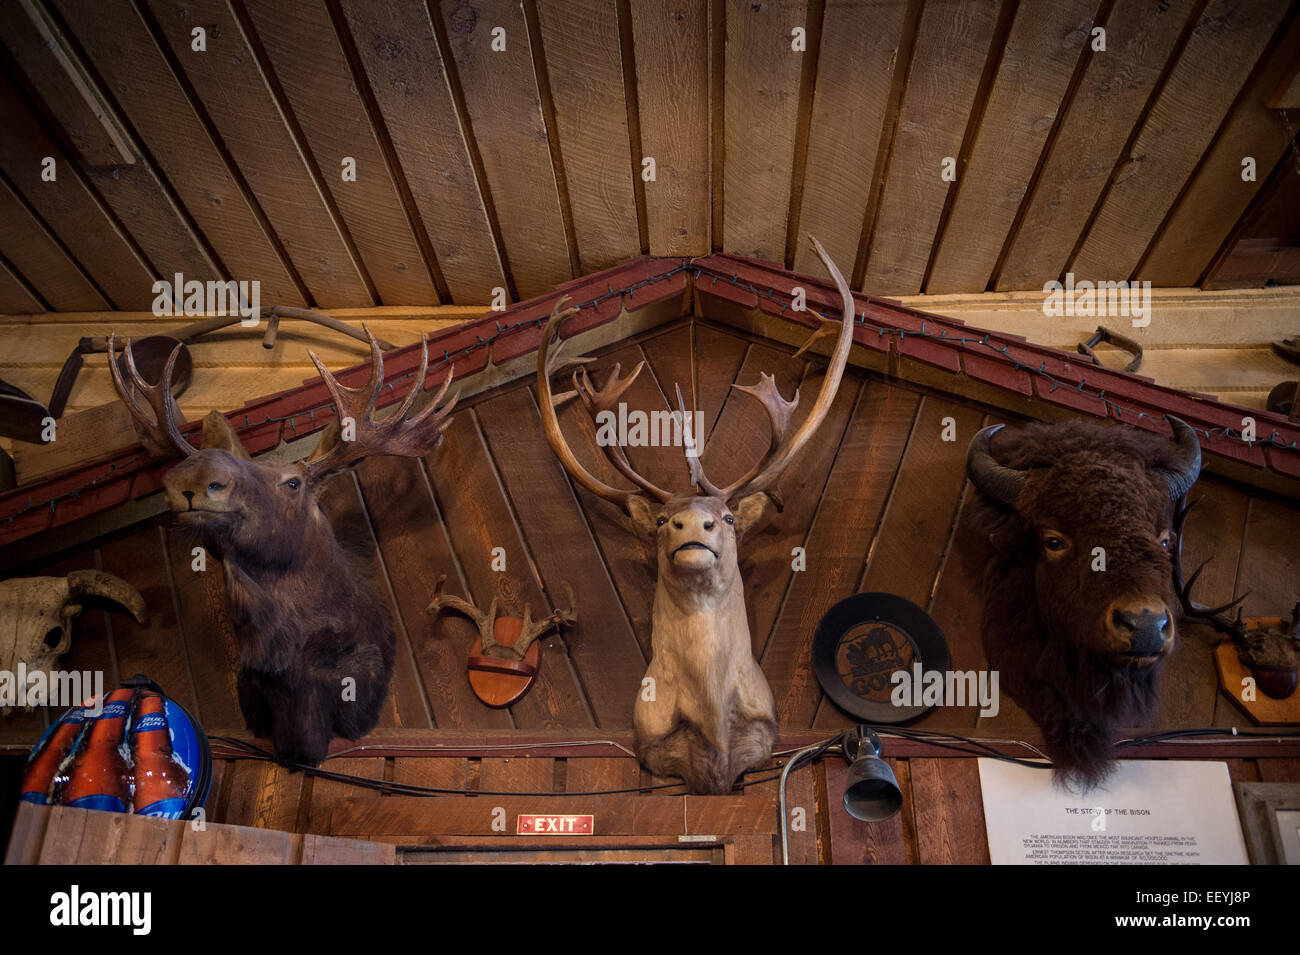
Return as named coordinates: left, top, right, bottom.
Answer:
left=966, top=415, right=1202, bottom=788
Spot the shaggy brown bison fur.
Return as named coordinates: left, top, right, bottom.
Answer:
left=965, top=416, right=1201, bottom=789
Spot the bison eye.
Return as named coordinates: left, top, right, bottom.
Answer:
left=1043, top=536, right=1067, bottom=552
left=1158, top=530, right=1174, bottom=550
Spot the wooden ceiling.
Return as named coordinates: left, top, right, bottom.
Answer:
left=0, top=0, right=1297, bottom=316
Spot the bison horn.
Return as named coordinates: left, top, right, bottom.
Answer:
left=966, top=424, right=1027, bottom=507
left=1160, top=416, right=1202, bottom=500
left=66, top=570, right=148, bottom=624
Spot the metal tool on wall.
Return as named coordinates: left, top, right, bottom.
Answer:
left=0, top=306, right=395, bottom=445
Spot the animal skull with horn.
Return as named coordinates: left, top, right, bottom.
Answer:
left=537, top=236, right=856, bottom=794
left=0, top=571, right=146, bottom=713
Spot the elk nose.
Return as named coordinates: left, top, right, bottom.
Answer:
left=702, top=519, right=714, bottom=531
left=1111, top=606, right=1170, bottom=655
left=672, top=519, right=684, bottom=530
left=181, top=490, right=194, bottom=505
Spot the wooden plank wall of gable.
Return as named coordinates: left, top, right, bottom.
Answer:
left=0, top=0, right=1296, bottom=321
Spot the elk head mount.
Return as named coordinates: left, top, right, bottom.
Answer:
left=537, top=236, right=856, bottom=794
left=109, top=330, right=457, bottom=766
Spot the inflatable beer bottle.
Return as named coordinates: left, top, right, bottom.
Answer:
left=19, top=707, right=88, bottom=805
left=131, top=690, right=190, bottom=816
left=59, top=687, right=136, bottom=811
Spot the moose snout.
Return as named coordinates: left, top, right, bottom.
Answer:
left=1107, top=600, right=1172, bottom=659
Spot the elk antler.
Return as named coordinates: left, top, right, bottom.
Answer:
left=688, top=235, right=856, bottom=502
left=107, top=334, right=197, bottom=458
left=537, top=297, right=673, bottom=505
left=303, top=327, right=458, bottom=482
left=1172, top=496, right=1251, bottom=639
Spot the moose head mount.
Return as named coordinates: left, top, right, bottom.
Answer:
left=109, top=330, right=457, bottom=766
left=537, top=237, right=855, bottom=794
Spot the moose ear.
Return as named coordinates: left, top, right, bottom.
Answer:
left=200, top=410, right=251, bottom=460
left=625, top=495, right=659, bottom=535
left=732, top=492, right=770, bottom=536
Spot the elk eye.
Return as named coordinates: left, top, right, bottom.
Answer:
left=281, top=478, right=301, bottom=491
left=207, top=482, right=225, bottom=493
left=723, top=514, right=734, bottom=525
left=656, top=516, right=667, bottom=527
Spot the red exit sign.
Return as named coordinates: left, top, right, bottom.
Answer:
left=517, top=814, right=594, bottom=835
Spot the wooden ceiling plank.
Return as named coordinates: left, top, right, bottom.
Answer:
left=535, top=0, right=641, bottom=272
left=0, top=74, right=156, bottom=309
left=0, top=254, right=46, bottom=315
left=434, top=0, right=572, bottom=300
left=339, top=0, right=505, bottom=304
left=1141, top=9, right=1300, bottom=286
left=628, top=0, right=710, bottom=256
left=792, top=0, right=907, bottom=279
left=995, top=0, right=1196, bottom=292
left=1070, top=0, right=1291, bottom=282
left=54, top=0, right=304, bottom=307
left=927, top=0, right=1100, bottom=294
left=0, top=176, right=107, bottom=310
left=141, top=0, right=372, bottom=306
left=860, top=0, right=1001, bottom=296
left=721, top=0, right=810, bottom=262
left=242, top=0, right=438, bottom=306
left=0, top=2, right=223, bottom=287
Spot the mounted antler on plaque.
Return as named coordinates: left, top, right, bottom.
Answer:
left=537, top=236, right=856, bottom=794
left=426, top=575, right=576, bottom=708
left=109, top=328, right=458, bottom=767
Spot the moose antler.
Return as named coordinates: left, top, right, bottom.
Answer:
left=108, top=334, right=197, bottom=458
left=426, top=575, right=575, bottom=660
left=537, top=235, right=855, bottom=506
left=302, top=328, right=458, bottom=481
left=1172, top=496, right=1251, bottom=639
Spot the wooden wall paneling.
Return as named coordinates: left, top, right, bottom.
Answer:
left=1140, top=10, right=1300, bottom=286
left=177, top=819, right=301, bottom=863
left=0, top=177, right=106, bottom=310
left=202, top=757, right=230, bottom=824
left=535, top=0, right=641, bottom=271
left=99, top=525, right=200, bottom=714
left=354, top=456, right=513, bottom=731
left=628, top=0, right=711, bottom=256
left=0, top=3, right=222, bottom=286
left=241, top=0, right=437, bottom=306
left=792, top=0, right=907, bottom=278
left=215, top=759, right=304, bottom=831
left=643, top=322, right=748, bottom=449
left=822, top=756, right=909, bottom=865
left=1070, top=0, right=1291, bottom=282
left=995, top=0, right=1196, bottom=291
left=1235, top=494, right=1300, bottom=620
left=340, top=0, right=506, bottom=304
left=859, top=0, right=1000, bottom=295
left=1164, top=478, right=1249, bottom=728
left=565, top=756, right=641, bottom=793
left=317, top=473, right=433, bottom=730
left=392, top=755, right=468, bottom=794
left=781, top=753, right=821, bottom=864
left=434, top=0, right=572, bottom=299
left=909, top=757, right=990, bottom=864
left=304, top=755, right=387, bottom=833
left=479, top=754, right=554, bottom=794
left=811, top=396, right=986, bottom=728
left=424, top=411, right=594, bottom=727
left=142, top=0, right=371, bottom=306
left=921, top=426, right=1001, bottom=730
left=0, top=256, right=44, bottom=314
left=763, top=381, right=921, bottom=727
left=927, top=0, right=1099, bottom=294
left=0, top=75, right=155, bottom=309
left=475, top=386, right=647, bottom=727
left=163, top=525, right=242, bottom=729
left=721, top=0, right=810, bottom=262
left=38, top=805, right=182, bottom=864
left=53, top=0, right=304, bottom=306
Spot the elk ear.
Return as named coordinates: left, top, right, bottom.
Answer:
left=200, top=410, right=251, bottom=460
left=625, top=495, right=659, bottom=535
left=732, top=492, right=770, bottom=536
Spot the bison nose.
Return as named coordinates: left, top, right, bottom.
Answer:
left=1112, top=607, right=1170, bottom=655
